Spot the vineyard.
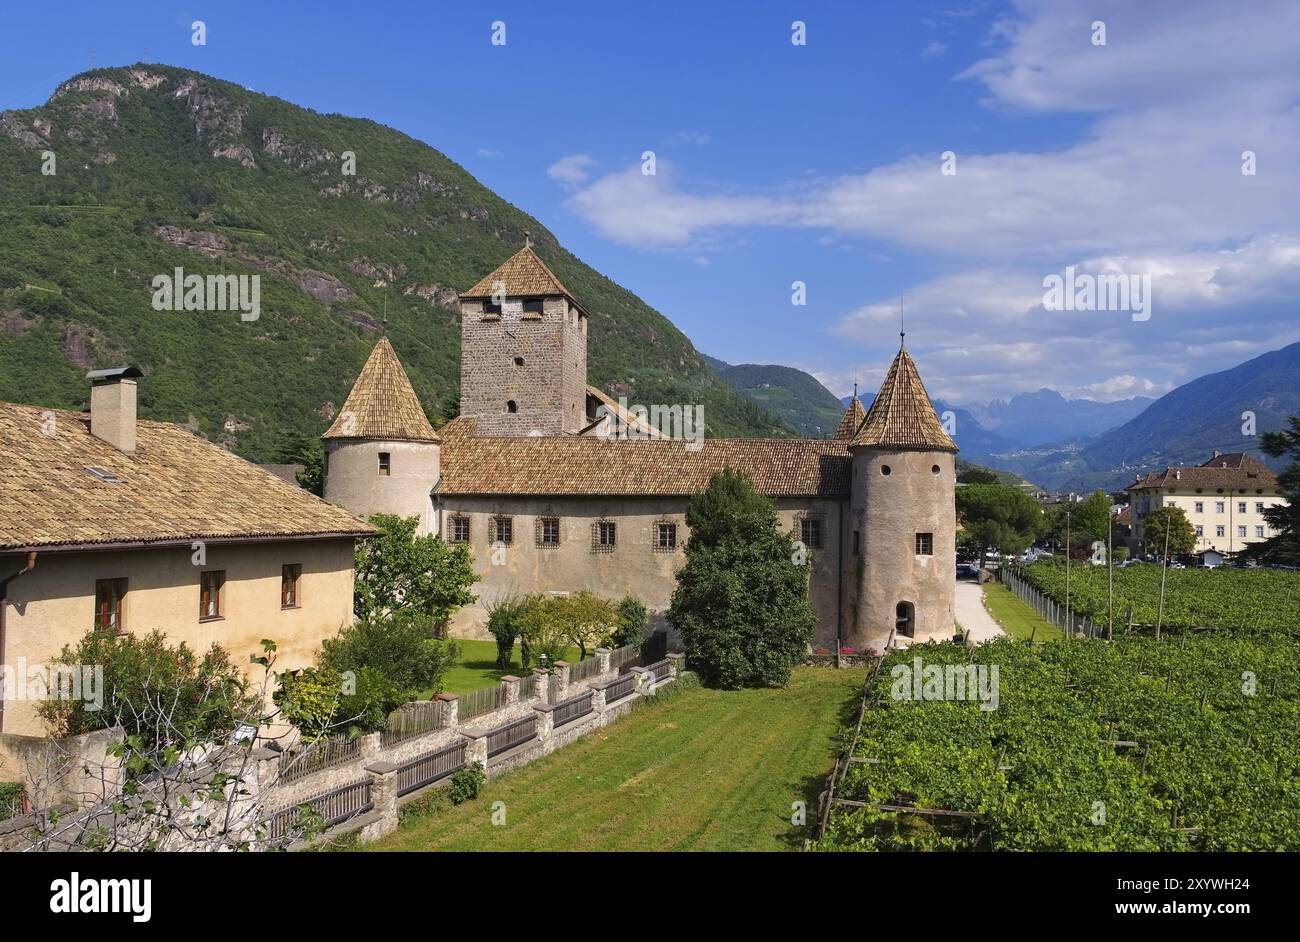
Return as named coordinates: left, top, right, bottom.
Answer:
left=1020, top=560, right=1300, bottom=633
left=815, top=636, right=1300, bottom=851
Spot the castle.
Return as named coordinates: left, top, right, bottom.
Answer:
left=321, top=245, right=958, bottom=651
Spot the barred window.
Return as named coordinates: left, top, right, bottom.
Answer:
left=592, top=520, right=617, bottom=553
left=536, top=516, right=561, bottom=547
left=798, top=515, right=823, bottom=549
left=489, top=515, right=514, bottom=545
left=654, top=522, right=677, bottom=552
left=449, top=515, right=470, bottom=544
left=915, top=532, right=934, bottom=556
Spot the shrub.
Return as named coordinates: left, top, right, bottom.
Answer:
left=615, top=595, right=648, bottom=648
left=486, top=593, right=528, bottom=670
left=0, top=782, right=24, bottom=819
left=37, top=630, right=254, bottom=749
left=449, top=762, right=485, bottom=804
left=318, top=612, right=458, bottom=696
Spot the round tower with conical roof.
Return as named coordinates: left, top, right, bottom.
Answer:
left=848, top=342, right=958, bottom=649
left=322, top=337, right=442, bottom=534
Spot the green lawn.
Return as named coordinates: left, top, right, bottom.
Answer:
left=981, top=582, right=1066, bottom=642
left=432, top=639, right=583, bottom=697
left=368, top=666, right=867, bottom=852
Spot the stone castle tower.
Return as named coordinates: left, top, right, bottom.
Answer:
left=848, top=341, right=958, bottom=649
left=457, top=243, right=588, bottom=436
left=321, top=337, right=441, bottom=534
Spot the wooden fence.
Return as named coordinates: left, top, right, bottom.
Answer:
left=382, top=700, right=446, bottom=747
left=396, top=742, right=467, bottom=797
left=604, top=673, right=636, bottom=703
left=459, top=683, right=508, bottom=721
left=486, top=715, right=537, bottom=757
left=552, top=691, right=593, bottom=728
left=567, top=656, right=602, bottom=683
left=277, top=733, right=362, bottom=784
left=265, top=777, right=373, bottom=841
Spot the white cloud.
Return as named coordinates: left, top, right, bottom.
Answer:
left=476, top=147, right=503, bottom=159
left=546, top=153, right=597, bottom=186
left=921, top=40, right=948, bottom=60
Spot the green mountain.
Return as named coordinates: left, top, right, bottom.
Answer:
left=707, top=357, right=845, bottom=438
left=0, top=64, right=792, bottom=462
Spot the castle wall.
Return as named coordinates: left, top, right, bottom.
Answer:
left=323, top=439, right=439, bottom=535
left=438, top=495, right=844, bottom=649
left=848, top=449, right=956, bottom=649
left=458, top=296, right=586, bottom=436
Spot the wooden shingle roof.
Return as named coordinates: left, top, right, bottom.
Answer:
left=833, top=397, right=866, bottom=441
left=850, top=347, right=957, bottom=452
left=437, top=418, right=851, bottom=497
left=322, top=338, right=439, bottom=442
left=0, top=402, right=374, bottom=552
left=460, top=245, right=579, bottom=308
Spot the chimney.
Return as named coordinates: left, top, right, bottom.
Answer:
left=88, top=366, right=143, bottom=454
left=1213, top=449, right=1221, bottom=458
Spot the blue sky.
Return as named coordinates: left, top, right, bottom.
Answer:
left=4, top=0, right=1299, bottom=405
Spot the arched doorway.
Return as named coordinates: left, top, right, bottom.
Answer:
left=895, top=601, right=915, bottom=638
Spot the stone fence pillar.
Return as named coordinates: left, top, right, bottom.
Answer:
left=532, top=704, right=555, bottom=753
left=594, top=647, right=612, bottom=674
left=630, top=665, right=653, bottom=696
left=436, top=692, right=459, bottom=727
left=589, top=684, right=607, bottom=716
left=358, top=731, right=383, bottom=762
left=552, top=661, right=571, bottom=700
left=666, top=652, right=686, bottom=678
left=461, top=730, right=488, bottom=769
left=500, top=675, right=521, bottom=705
left=531, top=667, right=551, bottom=703
left=361, top=761, right=399, bottom=841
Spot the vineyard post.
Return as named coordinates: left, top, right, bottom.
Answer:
left=1107, top=511, right=1115, bottom=638
left=1155, top=526, right=1170, bottom=640
left=1065, top=511, right=1071, bottom=639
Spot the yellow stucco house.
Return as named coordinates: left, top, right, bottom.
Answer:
left=0, top=367, right=374, bottom=737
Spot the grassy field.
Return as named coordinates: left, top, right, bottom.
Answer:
left=367, top=666, right=867, bottom=852
left=432, top=639, right=583, bottom=696
left=981, top=582, right=1066, bottom=642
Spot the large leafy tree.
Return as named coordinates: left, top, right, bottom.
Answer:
left=956, top=483, right=1044, bottom=565
left=354, top=514, right=478, bottom=626
left=668, top=468, right=814, bottom=688
left=1256, top=416, right=1300, bottom=564
left=1141, top=506, right=1197, bottom=557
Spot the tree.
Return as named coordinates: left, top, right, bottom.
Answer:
left=615, top=595, right=648, bottom=648
left=1256, top=416, right=1300, bottom=564
left=955, top=483, right=1044, bottom=566
left=485, top=592, right=528, bottom=669
left=354, top=514, right=478, bottom=626
left=957, top=466, right=999, bottom=485
left=1071, top=490, right=1115, bottom=557
left=1142, top=506, right=1197, bottom=557
left=667, top=468, right=814, bottom=688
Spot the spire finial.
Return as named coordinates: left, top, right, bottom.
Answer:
left=524, top=230, right=532, bottom=249
left=899, top=295, right=906, bottom=348
left=853, top=381, right=858, bottom=400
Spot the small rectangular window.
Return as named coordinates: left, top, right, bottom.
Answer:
left=1237, top=526, right=1247, bottom=538
left=378, top=452, right=391, bottom=476
left=1215, top=501, right=1225, bottom=513
left=799, top=517, right=823, bottom=549
left=915, top=532, right=934, bottom=556
left=536, top=517, right=561, bottom=547
left=1194, top=501, right=1204, bottom=513
left=1195, top=525, right=1204, bottom=536
left=200, top=570, right=225, bottom=621
left=1237, top=502, right=1247, bottom=514
left=1256, top=526, right=1265, bottom=538
left=592, top=520, right=617, bottom=553
left=1255, top=502, right=1265, bottom=514
left=490, top=515, right=514, bottom=545
left=94, top=578, right=127, bottom=632
left=522, top=298, right=544, bottom=318
left=1216, top=525, right=1225, bottom=537
left=281, top=564, right=302, bottom=609
left=654, top=522, right=677, bottom=552
left=482, top=300, right=502, bottom=318
left=449, top=515, right=470, bottom=544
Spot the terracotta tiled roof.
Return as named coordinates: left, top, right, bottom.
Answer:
left=437, top=418, right=851, bottom=497
left=322, top=338, right=439, bottom=442
left=460, top=245, right=578, bottom=306
left=833, top=398, right=865, bottom=441
left=579, top=386, right=666, bottom=440
left=850, top=347, right=957, bottom=452
left=0, top=403, right=375, bottom=551
left=1126, top=453, right=1280, bottom=492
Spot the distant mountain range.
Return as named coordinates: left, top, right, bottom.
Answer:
left=712, top=341, right=1300, bottom=493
